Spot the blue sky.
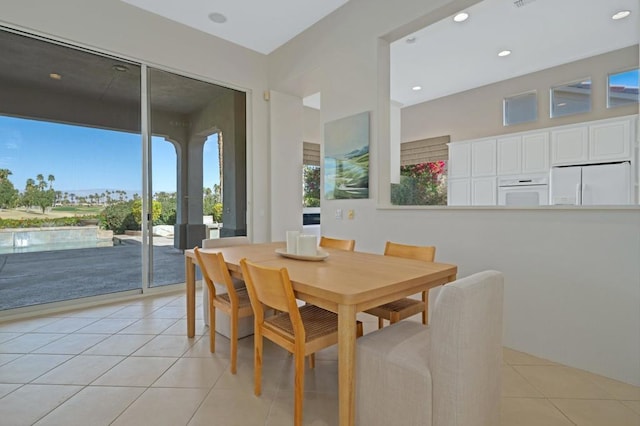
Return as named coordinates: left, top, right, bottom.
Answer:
left=0, top=116, right=220, bottom=194
left=610, top=68, right=639, bottom=87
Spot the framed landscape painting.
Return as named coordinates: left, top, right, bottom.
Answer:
left=324, top=111, right=370, bottom=199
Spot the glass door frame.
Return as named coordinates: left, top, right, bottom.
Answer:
left=141, top=64, right=153, bottom=290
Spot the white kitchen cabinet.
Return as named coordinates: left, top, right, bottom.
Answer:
left=522, top=133, right=549, bottom=173
left=471, top=139, right=496, bottom=177
left=448, top=178, right=470, bottom=206
left=497, top=136, right=521, bottom=175
left=551, top=125, right=588, bottom=165
left=497, top=132, right=549, bottom=175
left=448, top=142, right=471, bottom=179
left=589, top=119, right=631, bottom=162
left=551, top=117, right=633, bottom=165
left=471, top=177, right=497, bottom=206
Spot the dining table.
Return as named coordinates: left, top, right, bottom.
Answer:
left=184, top=241, right=457, bottom=426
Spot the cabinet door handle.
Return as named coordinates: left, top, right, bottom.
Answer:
left=575, top=183, right=581, bottom=205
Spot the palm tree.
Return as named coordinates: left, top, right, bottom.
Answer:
left=23, top=178, right=36, bottom=211
left=47, top=174, right=55, bottom=190
left=36, top=174, right=45, bottom=190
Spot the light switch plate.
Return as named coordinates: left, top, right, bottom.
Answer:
left=335, top=209, right=343, bottom=220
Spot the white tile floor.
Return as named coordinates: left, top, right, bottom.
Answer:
left=0, top=290, right=638, bottom=425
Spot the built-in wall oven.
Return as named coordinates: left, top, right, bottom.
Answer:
left=498, top=174, right=549, bottom=206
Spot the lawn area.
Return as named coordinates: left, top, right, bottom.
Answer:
left=52, top=206, right=103, bottom=214
left=0, top=206, right=101, bottom=220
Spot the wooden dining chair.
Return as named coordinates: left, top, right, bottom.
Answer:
left=239, top=258, right=362, bottom=426
left=364, top=241, right=436, bottom=329
left=193, top=247, right=253, bottom=374
left=200, top=236, right=250, bottom=327
left=319, top=236, right=356, bottom=251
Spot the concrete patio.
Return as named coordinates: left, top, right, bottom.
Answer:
left=0, top=237, right=185, bottom=311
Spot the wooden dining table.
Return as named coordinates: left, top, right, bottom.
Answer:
left=184, top=242, right=457, bottom=426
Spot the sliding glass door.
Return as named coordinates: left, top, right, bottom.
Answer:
left=0, top=29, right=143, bottom=309
left=146, top=67, right=247, bottom=287
left=0, top=27, right=247, bottom=311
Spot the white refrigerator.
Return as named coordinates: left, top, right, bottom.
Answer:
left=550, top=162, right=632, bottom=205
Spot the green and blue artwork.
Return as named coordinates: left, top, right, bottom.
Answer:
left=324, top=111, right=370, bottom=199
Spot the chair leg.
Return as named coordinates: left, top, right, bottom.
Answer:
left=356, top=321, right=363, bottom=337
left=294, top=351, right=305, bottom=426
left=308, top=353, right=315, bottom=369
left=230, top=311, right=238, bottom=374
left=254, top=329, right=263, bottom=396
left=377, top=317, right=384, bottom=329
left=422, top=291, right=428, bottom=325
left=209, top=297, right=216, bottom=353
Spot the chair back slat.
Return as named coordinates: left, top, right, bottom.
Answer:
left=240, top=259, right=303, bottom=330
left=319, top=236, right=355, bottom=251
left=194, top=248, right=238, bottom=304
left=384, top=241, right=435, bottom=262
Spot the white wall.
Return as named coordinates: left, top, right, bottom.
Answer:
left=390, top=101, right=402, bottom=184
left=1, top=0, right=271, bottom=243
left=303, top=107, right=322, bottom=143
left=267, top=0, right=640, bottom=385
left=269, top=91, right=304, bottom=240
left=349, top=207, right=640, bottom=386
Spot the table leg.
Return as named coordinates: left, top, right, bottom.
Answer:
left=185, top=256, right=196, bottom=338
left=338, top=303, right=356, bottom=426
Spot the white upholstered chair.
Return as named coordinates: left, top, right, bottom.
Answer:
left=200, top=236, right=252, bottom=338
left=355, top=270, right=504, bottom=426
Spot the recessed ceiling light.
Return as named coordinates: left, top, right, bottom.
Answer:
left=611, top=10, right=631, bottom=20
left=49, top=73, right=62, bottom=80
left=112, top=65, right=128, bottom=72
left=498, top=50, right=512, bottom=57
left=208, top=12, right=227, bottom=23
left=453, top=12, right=469, bottom=22
left=406, top=36, right=417, bottom=44
left=412, top=86, right=422, bottom=91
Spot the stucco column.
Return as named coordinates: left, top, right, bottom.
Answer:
left=181, top=135, right=207, bottom=248
left=220, top=92, right=247, bottom=237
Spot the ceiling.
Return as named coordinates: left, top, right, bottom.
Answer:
left=0, top=29, right=237, bottom=119
left=120, top=0, right=639, bottom=108
left=1, top=0, right=638, bottom=115
left=392, top=0, right=640, bottom=106
left=120, top=0, right=349, bottom=55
